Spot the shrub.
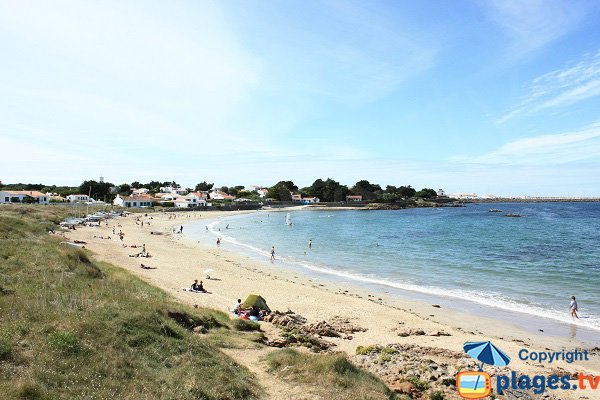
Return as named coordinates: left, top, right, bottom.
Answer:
left=232, top=319, right=261, bottom=332
left=430, top=391, right=445, bottom=400
left=0, top=336, right=13, bottom=360
left=47, top=331, right=81, bottom=355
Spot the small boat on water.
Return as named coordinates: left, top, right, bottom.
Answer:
left=488, top=209, right=503, bottom=212
left=504, top=213, right=523, bottom=218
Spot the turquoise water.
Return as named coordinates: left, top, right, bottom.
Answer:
left=186, top=203, right=600, bottom=332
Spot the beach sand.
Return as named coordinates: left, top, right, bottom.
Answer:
left=69, top=210, right=600, bottom=399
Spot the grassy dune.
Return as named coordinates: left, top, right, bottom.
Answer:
left=0, top=206, right=260, bottom=399
left=265, top=348, right=397, bottom=400
left=0, top=205, right=397, bottom=400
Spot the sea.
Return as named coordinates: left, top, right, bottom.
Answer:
left=184, top=202, right=600, bottom=343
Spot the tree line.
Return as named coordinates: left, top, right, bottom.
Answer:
left=266, top=179, right=438, bottom=202
left=1, top=178, right=439, bottom=203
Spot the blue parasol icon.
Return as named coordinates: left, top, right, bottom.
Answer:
left=464, top=341, right=511, bottom=394
left=463, top=341, right=511, bottom=368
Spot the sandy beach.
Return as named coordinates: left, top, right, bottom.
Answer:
left=69, top=209, right=600, bottom=399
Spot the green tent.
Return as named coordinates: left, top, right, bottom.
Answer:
left=241, top=294, right=271, bottom=312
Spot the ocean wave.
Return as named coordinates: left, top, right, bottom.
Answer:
left=203, top=218, right=600, bottom=331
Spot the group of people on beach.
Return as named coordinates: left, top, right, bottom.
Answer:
left=231, top=299, right=268, bottom=321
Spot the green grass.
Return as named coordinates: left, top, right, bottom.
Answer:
left=0, top=205, right=261, bottom=399
left=264, top=348, right=397, bottom=400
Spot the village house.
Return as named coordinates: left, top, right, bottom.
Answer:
left=65, top=194, right=91, bottom=203
left=174, top=193, right=208, bottom=208
left=159, top=186, right=188, bottom=195
left=345, top=195, right=363, bottom=202
left=0, top=190, right=49, bottom=204
left=113, top=194, right=153, bottom=208
left=301, top=197, right=320, bottom=204
left=209, top=189, right=235, bottom=200
left=291, top=193, right=303, bottom=202
left=132, top=188, right=150, bottom=195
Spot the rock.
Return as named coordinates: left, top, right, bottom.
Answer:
left=432, top=304, right=441, bottom=308
left=192, top=326, right=208, bottom=334
left=389, top=381, right=414, bottom=394
left=427, top=330, right=451, bottom=337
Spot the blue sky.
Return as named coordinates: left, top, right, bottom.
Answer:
left=1, top=0, right=600, bottom=196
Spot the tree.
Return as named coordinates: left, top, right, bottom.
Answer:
left=220, top=186, right=229, bottom=194
left=228, top=186, right=245, bottom=196
left=130, top=181, right=142, bottom=189
left=195, top=181, right=214, bottom=192
left=78, top=180, right=114, bottom=201
left=414, top=188, right=437, bottom=199
left=267, top=180, right=297, bottom=201
left=350, top=180, right=381, bottom=200
left=307, top=178, right=348, bottom=202
left=236, top=190, right=259, bottom=199
left=397, top=186, right=416, bottom=198
left=117, top=184, right=131, bottom=195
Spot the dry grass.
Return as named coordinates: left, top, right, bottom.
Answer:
left=0, top=205, right=261, bottom=399
left=264, top=348, right=397, bottom=400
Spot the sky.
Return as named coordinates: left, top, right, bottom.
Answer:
left=1, top=0, right=600, bottom=196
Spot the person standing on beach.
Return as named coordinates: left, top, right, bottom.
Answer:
left=308, top=239, right=312, bottom=249
left=216, top=238, right=221, bottom=246
left=270, top=246, right=275, bottom=262
left=180, top=225, right=183, bottom=234
left=570, top=296, right=579, bottom=319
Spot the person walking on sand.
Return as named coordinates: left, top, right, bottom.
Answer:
left=570, top=296, right=579, bottom=319
left=270, top=246, right=275, bottom=262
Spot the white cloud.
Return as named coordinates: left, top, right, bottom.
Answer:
left=459, top=123, right=600, bottom=165
left=499, top=51, right=600, bottom=122
left=485, top=0, right=586, bottom=59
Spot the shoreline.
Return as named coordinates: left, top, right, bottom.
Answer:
left=68, top=209, right=600, bottom=398
left=194, top=209, right=600, bottom=343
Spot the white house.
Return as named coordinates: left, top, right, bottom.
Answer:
left=209, top=190, right=235, bottom=200
left=173, top=193, right=208, bottom=208
left=301, top=197, right=320, bottom=204
left=66, top=194, right=91, bottom=203
left=291, top=194, right=302, bottom=202
left=159, top=186, right=188, bottom=195
left=0, top=191, right=49, bottom=204
left=132, top=188, right=150, bottom=195
left=113, top=194, right=153, bottom=208
left=257, top=189, right=269, bottom=198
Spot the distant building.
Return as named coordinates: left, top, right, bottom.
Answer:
left=113, top=194, right=153, bottom=208
left=209, top=189, right=235, bottom=200
left=437, top=189, right=446, bottom=197
left=257, top=189, right=269, bottom=198
left=345, top=195, right=363, bottom=202
left=132, top=188, right=150, bottom=195
left=291, top=194, right=302, bottom=202
left=66, top=194, right=91, bottom=203
left=0, top=190, right=49, bottom=204
left=159, top=186, right=187, bottom=195
left=452, top=193, right=479, bottom=200
left=301, top=197, right=320, bottom=204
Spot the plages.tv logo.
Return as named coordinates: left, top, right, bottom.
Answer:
left=457, top=341, right=511, bottom=399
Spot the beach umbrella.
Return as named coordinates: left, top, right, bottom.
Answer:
left=463, top=341, right=511, bottom=367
